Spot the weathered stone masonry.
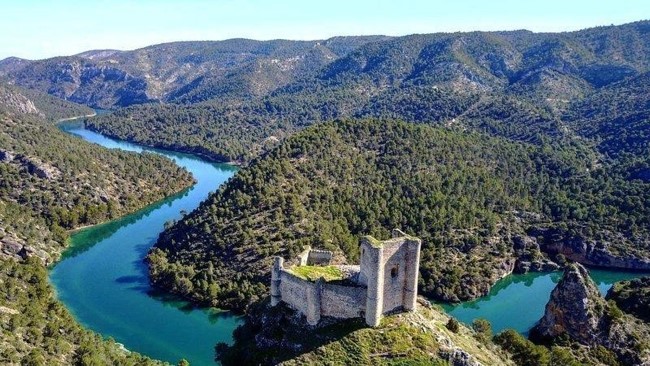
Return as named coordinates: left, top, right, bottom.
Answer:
left=271, top=229, right=421, bottom=327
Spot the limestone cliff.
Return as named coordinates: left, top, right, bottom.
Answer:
left=531, top=226, right=650, bottom=271
left=0, top=84, right=42, bottom=116
left=531, top=263, right=650, bottom=365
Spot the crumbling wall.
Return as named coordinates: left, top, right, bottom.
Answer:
left=308, top=249, right=333, bottom=265
left=359, top=239, right=384, bottom=327
left=297, top=247, right=333, bottom=266
left=279, top=270, right=320, bottom=325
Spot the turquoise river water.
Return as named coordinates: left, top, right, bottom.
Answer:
left=49, top=122, right=647, bottom=365
left=50, top=122, right=240, bottom=365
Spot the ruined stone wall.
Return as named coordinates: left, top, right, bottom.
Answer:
left=279, top=269, right=367, bottom=324
left=321, top=283, right=366, bottom=319
left=271, top=257, right=283, bottom=306
left=403, top=238, right=421, bottom=311
left=307, top=249, right=333, bottom=265
left=298, top=247, right=310, bottom=266
left=279, top=270, right=320, bottom=325
left=297, top=247, right=333, bottom=266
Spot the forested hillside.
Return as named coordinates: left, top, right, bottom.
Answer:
left=0, top=86, right=193, bottom=364
left=84, top=21, right=650, bottom=164
left=564, top=71, right=650, bottom=160
left=0, top=88, right=194, bottom=262
left=0, top=37, right=386, bottom=108
left=148, top=119, right=650, bottom=310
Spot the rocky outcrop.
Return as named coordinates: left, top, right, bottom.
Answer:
left=531, top=263, right=650, bottom=365
left=1, top=152, right=62, bottom=180
left=531, top=226, right=650, bottom=271
left=18, top=155, right=61, bottom=180
left=511, top=235, right=560, bottom=274
left=531, top=263, right=604, bottom=344
left=0, top=235, right=50, bottom=263
left=438, top=347, right=482, bottom=366
left=0, top=149, right=14, bottom=162
left=1, top=237, right=25, bottom=258
left=0, top=86, right=42, bottom=115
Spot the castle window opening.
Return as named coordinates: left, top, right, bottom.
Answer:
left=391, top=266, right=398, bottom=278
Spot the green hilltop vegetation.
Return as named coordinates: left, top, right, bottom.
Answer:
left=217, top=297, right=628, bottom=366
left=0, top=84, right=193, bottom=364
left=607, top=277, right=650, bottom=322
left=82, top=21, right=650, bottom=164
left=148, top=119, right=650, bottom=311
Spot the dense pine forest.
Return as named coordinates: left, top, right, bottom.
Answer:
left=149, top=119, right=650, bottom=310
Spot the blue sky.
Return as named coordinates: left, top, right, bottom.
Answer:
left=1, top=0, right=648, bottom=60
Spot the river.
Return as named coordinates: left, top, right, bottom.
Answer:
left=442, top=268, right=645, bottom=335
left=49, top=121, right=647, bottom=365
left=49, top=122, right=240, bottom=366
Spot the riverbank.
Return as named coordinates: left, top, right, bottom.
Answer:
left=49, top=124, right=240, bottom=365
left=56, top=112, right=97, bottom=122
left=83, top=121, right=243, bottom=166
left=442, top=266, right=647, bottom=335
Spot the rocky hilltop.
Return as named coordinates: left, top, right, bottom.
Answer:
left=216, top=298, right=513, bottom=366
left=0, top=37, right=386, bottom=108
left=531, top=263, right=650, bottom=365
left=531, top=263, right=605, bottom=344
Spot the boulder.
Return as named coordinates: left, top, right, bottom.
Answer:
left=0, top=149, right=15, bottom=162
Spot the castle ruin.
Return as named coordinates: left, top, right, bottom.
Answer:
left=270, top=229, right=421, bottom=327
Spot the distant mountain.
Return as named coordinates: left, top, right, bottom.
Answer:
left=71, top=21, right=650, bottom=164
left=0, top=56, right=31, bottom=77
left=3, top=21, right=648, bottom=113
left=0, top=37, right=388, bottom=108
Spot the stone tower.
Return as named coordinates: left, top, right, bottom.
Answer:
left=358, top=229, right=421, bottom=326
